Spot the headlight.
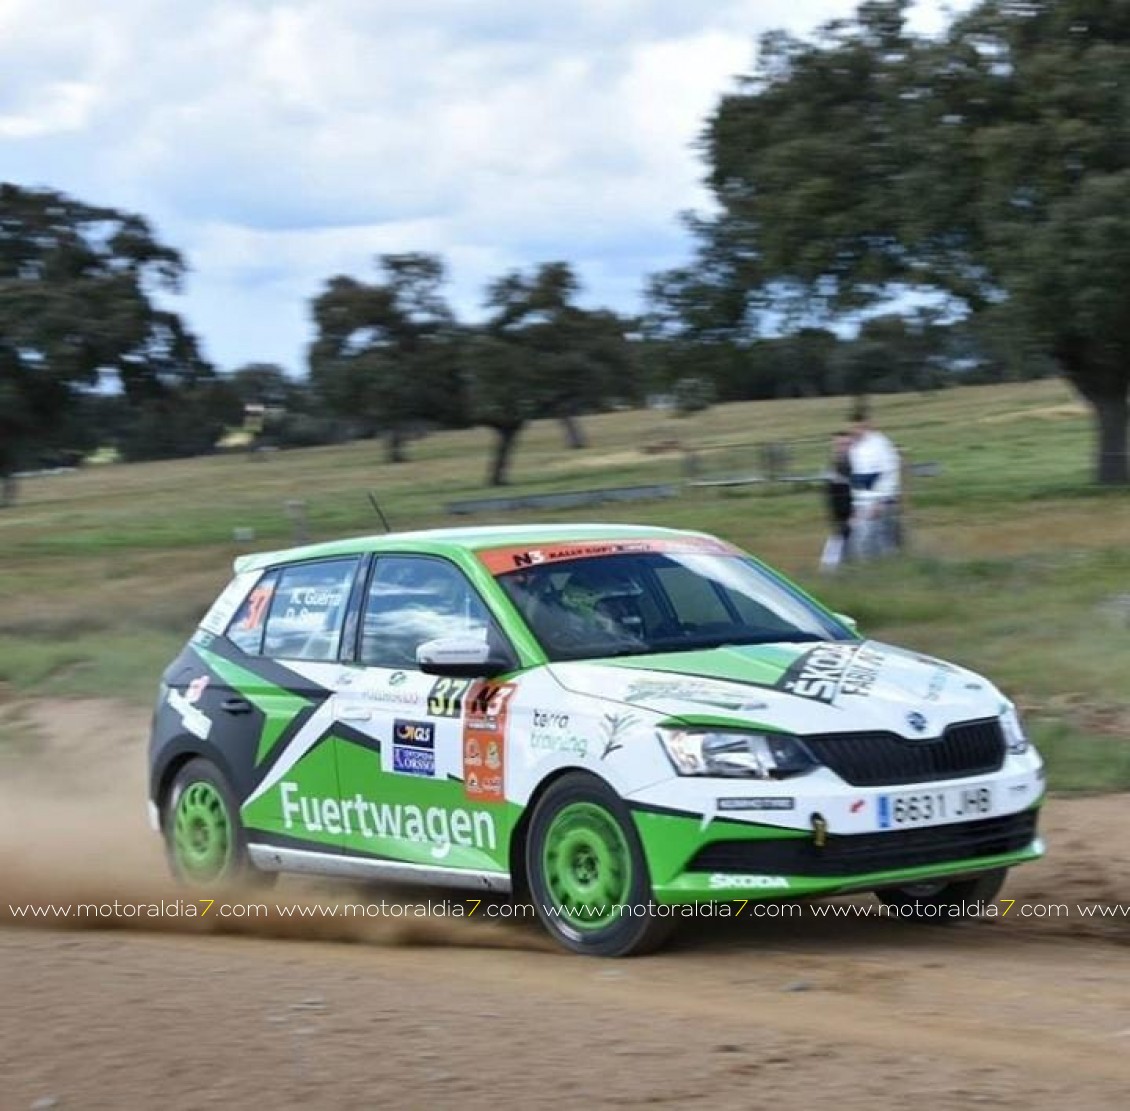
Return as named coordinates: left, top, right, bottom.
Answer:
left=1000, top=704, right=1029, bottom=755
left=658, top=728, right=816, bottom=778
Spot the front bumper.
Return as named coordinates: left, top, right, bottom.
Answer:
left=653, top=817, right=1044, bottom=903
left=629, top=760, right=1046, bottom=904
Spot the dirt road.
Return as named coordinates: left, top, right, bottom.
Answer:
left=1, top=699, right=1128, bottom=1110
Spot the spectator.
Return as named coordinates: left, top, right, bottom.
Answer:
left=848, top=406, right=901, bottom=558
left=820, top=431, right=854, bottom=571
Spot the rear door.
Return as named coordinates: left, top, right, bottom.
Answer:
left=218, top=556, right=363, bottom=847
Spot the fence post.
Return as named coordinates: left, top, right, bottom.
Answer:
left=285, top=499, right=309, bottom=544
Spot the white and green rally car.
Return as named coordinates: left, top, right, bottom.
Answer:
left=149, top=525, right=1045, bottom=956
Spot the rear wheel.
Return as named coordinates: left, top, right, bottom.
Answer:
left=875, top=868, right=1008, bottom=921
left=526, top=773, right=674, bottom=957
left=164, top=758, right=266, bottom=886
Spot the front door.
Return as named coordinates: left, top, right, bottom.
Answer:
left=333, top=554, right=518, bottom=874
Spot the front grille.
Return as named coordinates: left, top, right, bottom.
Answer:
left=689, top=810, right=1038, bottom=878
left=803, top=718, right=1006, bottom=787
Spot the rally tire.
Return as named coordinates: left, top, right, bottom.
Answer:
left=163, top=758, right=272, bottom=888
left=525, top=772, right=674, bottom=957
left=874, top=868, right=1008, bottom=921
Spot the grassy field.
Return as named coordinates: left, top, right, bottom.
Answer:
left=1, top=378, right=1127, bottom=790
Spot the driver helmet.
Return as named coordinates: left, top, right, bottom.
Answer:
left=560, top=563, right=646, bottom=635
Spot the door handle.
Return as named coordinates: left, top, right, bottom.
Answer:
left=336, top=702, right=371, bottom=721
left=221, top=697, right=253, bottom=715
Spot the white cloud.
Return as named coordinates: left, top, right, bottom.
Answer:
left=1, top=0, right=961, bottom=371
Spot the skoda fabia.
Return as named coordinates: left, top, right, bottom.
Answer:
left=149, top=525, right=1044, bottom=956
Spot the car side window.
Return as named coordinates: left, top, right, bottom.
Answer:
left=360, top=556, right=500, bottom=669
left=226, top=569, right=280, bottom=656
left=260, top=558, right=360, bottom=662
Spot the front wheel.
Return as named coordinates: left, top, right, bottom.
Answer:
left=875, top=868, right=1008, bottom=921
left=525, top=772, right=674, bottom=957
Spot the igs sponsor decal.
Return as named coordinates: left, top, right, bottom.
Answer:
left=392, top=719, right=435, bottom=778
left=463, top=681, right=514, bottom=803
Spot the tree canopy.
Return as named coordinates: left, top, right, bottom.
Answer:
left=308, top=253, right=463, bottom=462
left=0, top=183, right=215, bottom=492
left=663, top=0, right=1130, bottom=482
left=467, top=261, right=634, bottom=484
left=10, top=6, right=1130, bottom=498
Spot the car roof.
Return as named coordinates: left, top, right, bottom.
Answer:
left=232, top=523, right=710, bottom=574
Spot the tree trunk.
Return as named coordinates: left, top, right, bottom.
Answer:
left=489, top=426, right=521, bottom=486
left=559, top=414, right=588, bottom=450
left=386, top=427, right=407, bottom=464
left=1093, top=392, right=1129, bottom=485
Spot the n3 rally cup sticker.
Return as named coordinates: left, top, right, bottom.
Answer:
left=477, top=536, right=737, bottom=575
left=463, top=681, right=514, bottom=802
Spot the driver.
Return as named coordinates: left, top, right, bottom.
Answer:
left=556, top=563, right=648, bottom=642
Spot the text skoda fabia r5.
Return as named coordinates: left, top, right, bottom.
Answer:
left=149, top=525, right=1045, bottom=956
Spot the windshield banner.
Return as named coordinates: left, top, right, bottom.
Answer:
left=479, top=536, right=738, bottom=575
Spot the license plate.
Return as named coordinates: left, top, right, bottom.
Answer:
left=877, top=785, right=993, bottom=829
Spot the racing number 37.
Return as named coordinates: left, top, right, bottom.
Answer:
left=428, top=678, right=472, bottom=718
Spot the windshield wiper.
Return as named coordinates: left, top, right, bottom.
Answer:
left=552, top=632, right=832, bottom=663
left=629, top=633, right=832, bottom=653
left=593, top=644, right=656, bottom=659
left=721, top=633, right=828, bottom=646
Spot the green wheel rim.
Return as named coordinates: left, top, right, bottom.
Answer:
left=172, top=781, right=233, bottom=881
left=542, top=801, right=633, bottom=930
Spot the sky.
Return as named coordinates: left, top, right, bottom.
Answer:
left=1, top=0, right=962, bottom=374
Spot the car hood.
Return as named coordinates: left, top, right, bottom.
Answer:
left=547, top=639, right=1004, bottom=738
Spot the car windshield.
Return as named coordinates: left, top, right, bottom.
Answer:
left=496, top=551, right=852, bottom=663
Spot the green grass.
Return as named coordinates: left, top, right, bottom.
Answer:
left=1, top=378, right=1127, bottom=792
left=0, top=631, right=186, bottom=706
left=1032, top=721, right=1130, bottom=793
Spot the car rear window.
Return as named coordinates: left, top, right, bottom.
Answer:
left=262, top=558, right=360, bottom=661
left=226, top=570, right=280, bottom=656
left=227, top=559, right=360, bottom=661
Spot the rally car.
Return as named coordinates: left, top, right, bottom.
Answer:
left=149, top=524, right=1044, bottom=956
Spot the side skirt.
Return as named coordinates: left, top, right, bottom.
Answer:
left=247, top=843, right=512, bottom=893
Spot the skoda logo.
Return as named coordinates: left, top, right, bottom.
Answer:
left=906, top=711, right=929, bottom=734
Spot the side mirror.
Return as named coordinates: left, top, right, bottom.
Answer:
left=833, top=612, right=860, bottom=634
left=416, top=636, right=511, bottom=679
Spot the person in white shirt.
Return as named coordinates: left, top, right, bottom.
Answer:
left=848, top=409, right=901, bottom=557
